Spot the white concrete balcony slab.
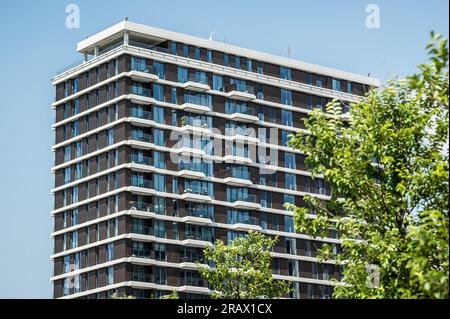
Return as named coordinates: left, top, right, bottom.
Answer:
left=177, top=147, right=206, bottom=157
left=180, top=192, right=212, bottom=203
left=181, top=81, right=210, bottom=92
left=231, top=200, right=261, bottom=210
left=181, top=215, right=213, bottom=225
left=128, top=70, right=158, bottom=83
left=128, top=94, right=156, bottom=105
left=226, top=90, right=256, bottom=101
left=180, top=103, right=211, bottom=114
left=231, top=223, right=262, bottom=232
left=223, top=155, right=252, bottom=164
left=178, top=285, right=210, bottom=294
left=229, top=112, right=259, bottom=123
left=181, top=238, right=212, bottom=248
left=179, top=125, right=212, bottom=135
left=230, top=134, right=259, bottom=144
left=223, top=177, right=252, bottom=187
left=177, top=169, right=206, bottom=179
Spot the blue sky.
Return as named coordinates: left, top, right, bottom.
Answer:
left=0, top=0, right=448, bottom=298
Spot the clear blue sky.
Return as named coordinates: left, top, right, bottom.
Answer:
left=0, top=0, right=448, bottom=298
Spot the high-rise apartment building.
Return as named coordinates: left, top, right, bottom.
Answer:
left=50, top=21, right=379, bottom=299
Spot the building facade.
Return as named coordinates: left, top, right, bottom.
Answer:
left=50, top=21, right=379, bottom=299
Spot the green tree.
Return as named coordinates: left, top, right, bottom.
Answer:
left=198, top=231, right=291, bottom=298
left=287, top=33, right=449, bottom=299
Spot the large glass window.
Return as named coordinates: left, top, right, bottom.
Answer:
left=194, top=47, right=201, bottom=60
left=183, top=44, right=189, bottom=58
left=281, top=130, right=291, bottom=146
left=332, top=78, right=341, bottom=92
left=285, top=173, right=297, bottom=190
left=212, top=74, right=223, bottom=91
left=281, top=89, right=292, bottom=105
left=154, top=151, right=166, bottom=169
left=177, top=67, right=188, bottom=83
left=285, top=152, right=296, bottom=169
left=153, top=106, right=165, bottom=124
left=281, top=110, right=293, bottom=126
left=131, top=57, right=146, bottom=72
left=206, top=50, right=212, bottom=63
left=224, top=54, right=229, bottom=67
left=64, top=167, right=71, bottom=184
left=153, top=83, right=164, bottom=101
left=153, top=173, right=166, bottom=192
left=153, top=128, right=165, bottom=146
left=153, top=61, right=165, bottom=79
left=280, top=67, right=291, bottom=80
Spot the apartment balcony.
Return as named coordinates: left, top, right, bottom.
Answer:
left=228, top=127, right=259, bottom=144
left=130, top=108, right=152, bottom=126
left=230, top=194, right=261, bottom=210
left=223, top=154, right=252, bottom=165
left=129, top=87, right=156, bottom=105
left=180, top=188, right=212, bottom=203
left=130, top=248, right=153, bottom=259
left=131, top=225, right=154, bottom=236
left=178, top=169, right=206, bottom=179
left=129, top=154, right=153, bottom=167
left=132, top=273, right=154, bottom=283
left=181, top=73, right=210, bottom=92
left=180, top=103, right=211, bottom=114
left=128, top=64, right=158, bottom=83
left=222, top=170, right=252, bottom=187
left=177, top=146, right=206, bottom=157
left=178, top=117, right=212, bottom=135
left=129, top=201, right=153, bottom=212
left=181, top=208, right=214, bottom=225
left=228, top=107, right=259, bottom=123
left=225, top=83, right=256, bottom=101
left=230, top=217, right=262, bottom=232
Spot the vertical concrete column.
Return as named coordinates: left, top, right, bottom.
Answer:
left=94, top=46, right=99, bottom=57
left=124, top=32, right=129, bottom=46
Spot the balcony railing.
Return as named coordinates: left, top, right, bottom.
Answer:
left=131, top=86, right=151, bottom=97
left=229, top=216, right=258, bottom=225
left=183, top=186, right=212, bottom=197
left=130, top=153, right=153, bottom=166
left=225, top=83, right=255, bottom=95
left=181, top=277, right=206, bottom=287
left=131, top=177, right=152, bottom=188
left=180, top=255, right=204, bottom=263
left=179, top=116, right=211, bottom=129
left=229, top=193, right=257, bottom=203
left=130, top=248, right=152, bottom=259
left=185, top=208, right=215, bottom=221
left=130, top=108, right=152, bottom=120
left=185, top=233, right=215, bottom=243
left=132, top=224, right=154, bottom=236
left=128, top=63, right=156, bottom=74
left=129, top=201, right=153, bottom=211
left=187, top=72, right=208, bottom=85
left=224, top=169, right=250, bottom=180
left=132, top=273, right=154, bottom=283
left=129, top=132, right=152, bottom=143
left=226, top=105, right=257, bottom=116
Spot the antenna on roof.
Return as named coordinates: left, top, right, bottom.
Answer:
left=284, top=46, right=294, bottom=58
left=208, top=29, right=215, bottom=41
left=124, top=16, right=128, bottom=21
left=220, top=36, right=226, bottom=44
left=367, top=72, right=371, bottom=77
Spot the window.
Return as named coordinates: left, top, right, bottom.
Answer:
left=260, top=191, right=272, bottom=208
left=153, top=83, right=164, bottom=101
left=73, top=77, right=79, bottom=94
left=64, top=82, right=68, bottom=97
left=285, top=152, right=296, bottom=169
left=347, top=81, right=352, bottom=93
left=73, top=99, right=79, bottom=115
left=316, top=78, right=323, bottom=87
left=281, top=110, right=293, bottom=126
left=284, top=215, right=294, bottom=233
left=281, top=130, right=291, bottom=146
left=154, top=267, right=166, bottom=284
left=153, top=61, right=165, bottom=79
left=72, top=230, right=78, bottom=248
left=332, top=78, right=341, bottom=91
left=153, top=106, right=165, bottom=124
left=306, top=95, right=313, bottom=109
left=154, top=151, right=166, bottom=169
left=74, top=163, right=82, bottom=180
left=153, top=128, right=165, bottom=146
left=107, top=128, right=114, bottom=145
left=257, top=85, right=264, bottom=100
left=212, top=74, right=223, bottom=91
left=114, top=59, right=119, bottom=75
left=154, top=220, right=166, bottom=238
left=194, top=47, right=201, bottom=60
left=154, top=173, right=166, bottom=192
left=155, top=243, right=166, bottom=261
left=107, top=243, right=114, bottom=261
left=183, top=44, right=189, bottom=58
left=257, top=61, right=264, bottom=74
left=131, top=57, right=146, bottom=72
left=170, top=41, right=177, bottom=55
left=280, top=67, right=291, bottom=80
left=72, top=120, right=79, bottom=136
left=171, top=87, right=177, bottom=104
left=247, top=59, right=252, bottom=72
left=107, top=267, right=114, bottom=285
left=235, top=56, right=241, bottom=69
left=64, top=167, right=71, bottom=184
left=75, top=141, right=82, bottom=157
left=281, top=89, right=292, bottom=105
left=63, top=255, right=70, bottom=273
left=177, top=67, right=188, bottom=83
left=72, top=186, right=78, bottom=203
left=285, top=173, right=297, bottom=190
left=206, top=50, right=212, bottom=62
left=224, top=54, right=229, bottom=67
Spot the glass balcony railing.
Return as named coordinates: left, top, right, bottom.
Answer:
left=128, top=63, right=156, bottom=74
left=130, top=153, right=153, bottom=166
left=185, top=232, right=215, bottom=242
left=229, top=216, right=258, bottom=225
left=187, top=72, right=208, bottom=85
left=185, top=207, right=215, bottom=221
left=183, top=185, right=212, bottom=197
left=180, top=255, right=204, bottom=263
left=225, top=105, right=257, bottom=116
left=130, top=108, right=152, bottom=120
left=131, top=177, right=152, bottom=188
left=132, top=224, right=154, bottom=236
left=229, top=193, right=257, bottom=203
left=132, top=273, right=154, bottom=283
left=130, top=248, right=152, bottom=259
left=225, top=83, right=255, bottom=95
left=131, top=86, right=151, bottom=97
left=178, top=116, right=211, bottom=129
left=224, top=169, right=250, bottom=180
left=181, top=277, right=205, bottom=287
left=129, top=132, right=152, bottom=143
left=129, top=201, right=153, bottom=211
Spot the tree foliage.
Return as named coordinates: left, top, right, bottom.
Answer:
left=287, top=33, right=449, bottom=299
left=198, top=231, right=291, bottom=299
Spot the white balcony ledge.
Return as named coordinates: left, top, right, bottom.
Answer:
left=181, top=81, right=210, bottom=92
left=180, top=103, right=211, bottom=114
left=181, top=216, right=213, bottom=225
left=128, top=94, right=156, bottom=105
left=230, top=134, right=259, bottom=144
left=177, top=170, right=206, bottom=179
left=180, top=192, right=212, bottom=203
left=179, top=125, right=212, bottom=135
left=128, top=70, right=158, bottom=83
left=229, top=112, right=259, bottom=123
left=181, top=238, right=212, bottom=248
left=178, top=285, right=210, bottom=294
left=223, top=177, right=252, bottom=187
left=177, top=147, right=206, bottom=157
left=231, top=201, right=261, bottom=210
left=231, top=223, right=262, bottom=232
left=223, top=155, right=252, bottom=164
left=227, top=90, right=256, bottom=101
